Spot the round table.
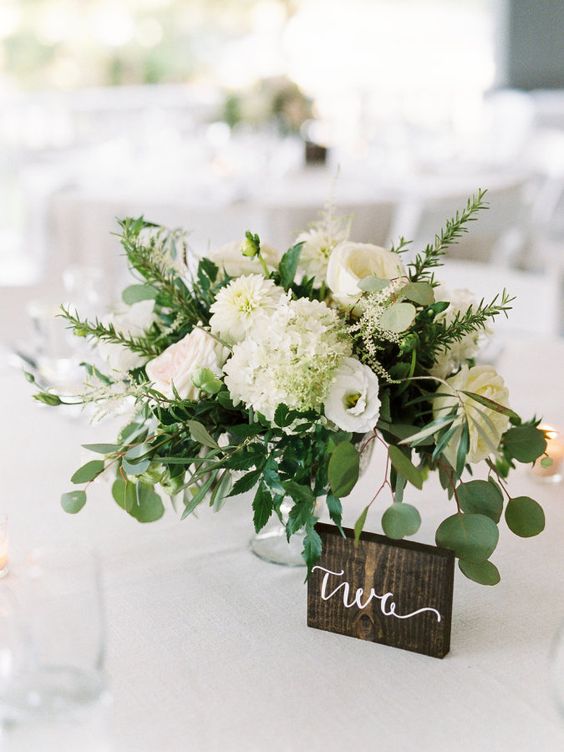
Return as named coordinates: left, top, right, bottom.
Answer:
left=2, top=336, right=564, bottom=751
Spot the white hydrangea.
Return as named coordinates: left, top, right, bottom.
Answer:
left=223, top=298, right=352, bottom=420
left=209, top=274, right=286, bottom=344
left=430, top=284, right=487, bottom=379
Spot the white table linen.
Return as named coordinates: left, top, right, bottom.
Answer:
left=1, top=337, right=564, bottom=751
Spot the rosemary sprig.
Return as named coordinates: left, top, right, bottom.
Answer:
left=408, top=189, right=488, bottom=282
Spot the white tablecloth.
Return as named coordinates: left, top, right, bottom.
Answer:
left=2, top=338, right=564, bottom=752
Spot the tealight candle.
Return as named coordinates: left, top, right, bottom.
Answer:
left=531, top=424, right=564, bottom=483
left=0, top=516, right=9, bottom=577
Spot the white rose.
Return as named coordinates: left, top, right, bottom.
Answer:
left=326, top=241, right=406, bottom=308
left=324, top=357, right=381, bottom=433
left=146, top=328, right=227, bottom=401
left=205, top=240, right=280, bottom=278
left=430, top=284, right=484, bottom=379
left=98, top=300, right=156, bottom=375
left=433, top=364, right=510, bottom=465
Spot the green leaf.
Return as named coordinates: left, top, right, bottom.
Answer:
left=283, top=480, right=315, bottom=505
left=401, top=282, right=435, bottom=306
left=398, top=415, right=454, bottom=446
left=61, top=490, right=87, bottom=514
left=354, top=505, right=369, bottom=543
left=357, top=276, right=390, bottom=293
left=122, top=284, right=157, bottom=305
left=227, top=468, right=262, bottom=497
left=274, top=403, right=291, bottom=427
left=388, top=445, right=423, bottom=489
left=462, top=391, right=521, bottom=423
left=252, top=483, right=273, bottom=533
left=24, top=370, right=36, bottom=384
left=181, top=474, right=216, bottom=518
left=505, top=496, right=545, bottom=537
left=455, top=421, right=470, bottom=477
left=379, top=302, right=416, bottom=333
left=34, top=392, right=62, bottom=406
left=191, top=368, right=222, bottom=395
left=328, top=441, right=360, bottom=497
left=503, top=425, right=547, bottom=464
left=457, top=480, right=503, bottom=523
left=71, top=460, right=105, bottom=484
left=82, top=443, right=119, bottom=455
left=302, top=522, right=323, bottom=573
left=381, top=503, right=421, bottom=540
left=132, top=483, right=165, bottom=523
left=436, top=513, right=499, bottom=562
left=125, top=443, right=152, bottom=461
left=278, top=242, right=303, bottom=290
left=122, top=457, right=151, bottom=476
left=112, top=478, right=137, bottom=513
left=187, top=420, right=219, bottom=450
left=326, top=493, right=344, bottom=535
left=459, top=559, right=500, bottom=586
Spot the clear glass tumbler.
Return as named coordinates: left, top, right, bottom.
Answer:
left=0, top=545, right=112, bottom=751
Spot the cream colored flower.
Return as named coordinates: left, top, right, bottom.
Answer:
left=433, top=364, right=510, bottom=465
left=326, top=241, right=406, bottom=307
left=146, top=328, right=227, bottom=401
left=205, top=240, right=280, bottom=278
left=324, top=357, right=381, bottom=433
left=98, top=300, right=156, bottom=375
left=209, top=274, right=286, bottom=344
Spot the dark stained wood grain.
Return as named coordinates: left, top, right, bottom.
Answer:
left=307, top=522, right=455, bottom=658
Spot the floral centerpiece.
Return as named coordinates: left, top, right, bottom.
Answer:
left=32, top=190, right=549, bottom=585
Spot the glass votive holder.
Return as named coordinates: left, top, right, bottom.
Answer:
left=530, top=424, right=564, bottom=484
left=0, top=516, right=9, bottom=578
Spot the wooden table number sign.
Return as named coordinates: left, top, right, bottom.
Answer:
left=307, top=523, right=455, bottom=658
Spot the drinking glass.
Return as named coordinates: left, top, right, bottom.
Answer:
left=0, top=545, right=112, bottom=751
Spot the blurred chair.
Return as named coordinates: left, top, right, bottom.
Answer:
left=438, top=259, right=562, bottom=337
left=398, top=176, right=534, bottom=266
left=255, top=170, right=396, bottom=247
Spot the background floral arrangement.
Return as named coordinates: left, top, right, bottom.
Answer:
left=32, top=190, right=549, bottom=585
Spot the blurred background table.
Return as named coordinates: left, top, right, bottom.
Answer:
left=2, top=336, right=564, bottom=751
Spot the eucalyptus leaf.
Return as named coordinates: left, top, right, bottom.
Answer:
left=459, top=559, right=500, bottom=586
left=505, top=496, right=545, bottom=537
left=122, top=284, right=157, bottom=305
left=112, top=479, right=137, bottom=513
left=457, top=480, right=503, bottom=523
left=132, top=483, right=165, bottom=523
left=436, top=512, right=499, bottom=562
left=61, top=490, right=87, bottom=514
left=82, top=443, right=119, bottom=455
left=379, top=302, right=416, bottom=333
left=503, top=425, right=547, bottom=464
left=357, top=276, right=390, bottom=293
left=381, top=502, right=421, bottom=540
left=401, top=281, right=435, bottom=306
left=71, top=460, right=104, bottom=485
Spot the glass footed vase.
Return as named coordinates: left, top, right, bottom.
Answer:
left=250, top=438, right=374, bottom=567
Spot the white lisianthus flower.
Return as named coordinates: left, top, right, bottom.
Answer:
left=98, top=300, right=156, bottom=375
left=430, top=284, right=486, bottom=378
left=324, top=357, right=381, bottom=433
left=209, top=274, right=286, bottom=344
left=326, top=242, right=406, bottom=308
left=433, top=364, right=510, bottom=465
left=145, top=328, right=227, bottom=401
left=223, top=298, right=352, bottom=421
left=295, top=220, right=349, bottom=283
left=205, top=240, right=280, bottom=278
